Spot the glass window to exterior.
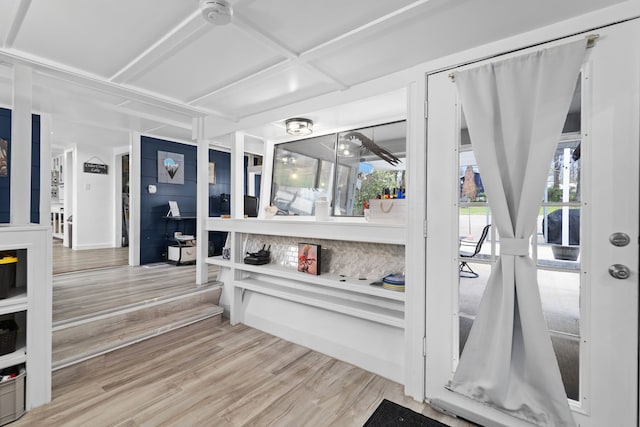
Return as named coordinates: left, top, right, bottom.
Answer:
left=270, top=121, right=406, bottom=217
left=334, top=121, right=406, bottom=216
left=271, top=135, right=335, bottom=216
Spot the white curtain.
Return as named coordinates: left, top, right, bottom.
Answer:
left=449, top=39, right=588, bottom=427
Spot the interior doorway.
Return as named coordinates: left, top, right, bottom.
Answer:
left=51, top=148, right=129, bottom=275
left=121, top=154, right=130, bottom=247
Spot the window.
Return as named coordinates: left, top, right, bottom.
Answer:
left=271, top=121, right=406, bottom=217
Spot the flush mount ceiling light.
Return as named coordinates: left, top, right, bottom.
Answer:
left=200, top=0, right=233, bottom=25
left=285, top=118, right=313, bottom=136
left=338, top=135, right=362, bottom=157
left=280, top=154, right=296, bottom=165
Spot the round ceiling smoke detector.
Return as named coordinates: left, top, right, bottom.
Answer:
left=200, top=0, right=233, bottom=25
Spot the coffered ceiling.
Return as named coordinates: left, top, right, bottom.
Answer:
left=0, top=0, right=631, bottom=150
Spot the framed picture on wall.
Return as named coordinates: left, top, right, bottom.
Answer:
left=0, top=138, right=7, bottom=177
left=157, top=151, right=184, bottom=184
left=298, top=243, right=321, bottom=275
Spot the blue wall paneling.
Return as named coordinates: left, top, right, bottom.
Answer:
left=139, top=136, right=233, bottom=264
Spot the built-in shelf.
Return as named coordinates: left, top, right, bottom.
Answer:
left=235, top=278, right=404, bottom=328
left=206, top=217, right=405, bottom=245
left=0, top=225, right=52, bottom=410
left=0, top=294, right=28, bottom=316
left=207, top=216, right=407, bottom=383
left=0, top=339, right=27, bottom=371
left=208, top=257, right=404, bottom=302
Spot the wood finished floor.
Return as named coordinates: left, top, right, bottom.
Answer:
left=16, top=318, right=475, bottom=427
left=43, top=240, right=476, bottom=426
left=53, top=238, right=129, bottom=275
left=53, top=263, right=219, bottom=323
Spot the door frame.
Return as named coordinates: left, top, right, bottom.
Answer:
left=424, top=21, right=639, bottom=427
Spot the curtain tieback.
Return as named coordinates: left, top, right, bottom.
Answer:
left=501, top=238, right=529, bottom=256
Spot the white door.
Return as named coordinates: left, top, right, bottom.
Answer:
left=425, top=21, right=639, bottom=427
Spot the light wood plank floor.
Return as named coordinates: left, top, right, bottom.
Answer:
left=53, top=263, right=219, bottom=323
left=15, top=318, right=475, bottom=427
left=53, top=239, right=129, bottom=275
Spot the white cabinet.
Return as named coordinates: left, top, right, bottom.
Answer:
left=0, top=226, right=51, bottom=411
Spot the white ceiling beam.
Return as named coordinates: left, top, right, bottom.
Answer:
left=187, top=58, right=291, bottom=104
left=141, top=124, right=170, bottom=134
left=203, top=65, right=417, bottom=138
left=110, top=104, right=191, bottom=131
left=51, top=116, right=131, bottom=138
left=300, top=0, right=434, bottom=59
left=110, top=11, right=209, bottom=84
left=228, top=14, right=349, bottom=88
left=0, top=48, right=213, bottom=118
left=3, top=0, right=31, bottom=48
left=186, top=11, right=350, bottom=107
left=231, top=15, right=298, bottom=60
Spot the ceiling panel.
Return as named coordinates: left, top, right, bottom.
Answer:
left=129, top=24, right=286, bottom=103
left=309, top=0, right=627, bottom=86
left=51, top=119, right=129, bottom=148
left=192, top=62, right=338, bottom=118
left=143, top=126, right=193, bottom=144
left=244, top=88, right=407, bottom=142
left=117, top=100, right=195, bottom=126
left=235, top=0, right=416, bottom=53
left=0, top=65, right=12, bottom=107
left=12, top=0, right=196, bottom=77
left=0, top=1, right=21, bottom=46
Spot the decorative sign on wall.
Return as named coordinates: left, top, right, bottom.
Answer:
left=83, top=157, right=108, bottom=174
left=208, top=162, right=216, bottom=184
left=158, top=151, right=184, bottom=184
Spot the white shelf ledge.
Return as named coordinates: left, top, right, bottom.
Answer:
left=207, top=258, right=405, bottom=302
left=0, top=346, right=26, bottom=370
left=206, top=217, right=405, bottom=245
left=0, top=294, right=28, bottom=316
left=235, top=278, right=404, bottom=328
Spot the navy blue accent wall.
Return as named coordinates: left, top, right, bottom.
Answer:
left=139, top=137, right=233, bottom=264
left=140, top=136, right=197, bottom=264
left=30, top=115, right=40, bottom=224
left=0, top=108, right=40, bottom=224
left=208, top=150, right=231, bottom=255
left=0, top=109, right=10, bottom=223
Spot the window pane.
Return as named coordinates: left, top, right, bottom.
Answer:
left=271, top=135, right=335, bottom=216
left=334, top=121, right=406, bottom=216
left=538, top=269, right=580, bottom=401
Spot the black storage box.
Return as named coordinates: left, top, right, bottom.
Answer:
left=0, top=255, right=17, bottom=300
left=0, top=320, right=17, bottom=356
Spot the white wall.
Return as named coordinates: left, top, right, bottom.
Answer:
left=73, top=144, right=114, bottom=249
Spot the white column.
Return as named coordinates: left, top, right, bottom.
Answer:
left=404, top=75, right=427, bottom=400
left=258, top=140, right=275, bottom=218
left=229, top=131, right=245, bottom=325
left=129, top=132, right=141, bottom=266
left=195, top=117, right=209, bottom=285
left=231, top=131, right=245, bottom=219
left=39, top=114, right=52, bottom=226
left=10, top=64, right=33, bottom=225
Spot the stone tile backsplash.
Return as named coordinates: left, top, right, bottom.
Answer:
left=243, top=234, right=404, bottom=280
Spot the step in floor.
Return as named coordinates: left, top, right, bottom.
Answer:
left=52, top=263, right=223, bottom=371
left=53, top=263, right=220, bottom=324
